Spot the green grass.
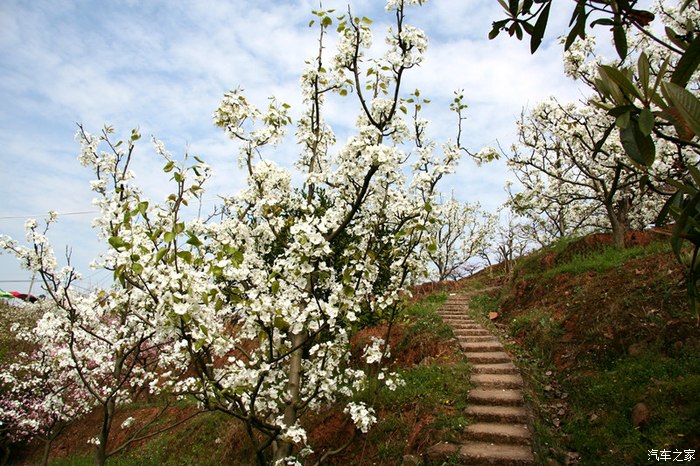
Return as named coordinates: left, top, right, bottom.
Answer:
left=48, top=412, right=235, bottom=466
left=564, top=349, right=700, bottom=465
left=366, top=360, right=472, bottom=449
left=399, top=292, right=453, bottom=342
left=541, top=241, right=670, bottom=278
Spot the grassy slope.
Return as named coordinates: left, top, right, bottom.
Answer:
left=465, top=231, right=700, bottom=465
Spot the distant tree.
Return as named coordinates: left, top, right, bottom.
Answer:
left=477, top=208, right=532, bottom=275
left=0, top=334, right=91, bottom=466
left=508, top=97, right=667, bottom=247
left=427, top=195, right=494, bottom=280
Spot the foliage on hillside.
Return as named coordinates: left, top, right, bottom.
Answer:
left=466, top=229, right=700, bottom=465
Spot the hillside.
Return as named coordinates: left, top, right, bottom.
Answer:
left=5, top=230, right=700, bottom=465
left=462, top=229, right=700, bottom=465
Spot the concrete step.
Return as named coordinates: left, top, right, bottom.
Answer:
left=457, top=441, right=535, bottom=465
left=464, top=352, right=511, bottom=364
left=459, top=341, right=503, bottom=352
left=466, top=405, right=528, bottom=423
left=469, top=388, right=524, bottom=406
left=471, top=362, right=519, bottom=374
left=470, top=373, right=523, bottom=389
left=463, top=422, right=531, bottom=446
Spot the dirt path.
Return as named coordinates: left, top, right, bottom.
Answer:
left=425, top=293, right=536, bottom=465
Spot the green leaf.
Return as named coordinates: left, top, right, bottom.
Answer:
left=156, top=247, right=168, bottom=263
left=163, top=161, right=175, bottom=173
left=489, top=21, right=507, bottom=40
left=131, top=262, right=144, bottom=275
left=530, top=2, right=551, bottom=53
left=637, top=52, right=650, bottom=98
left=343, top=285, right=354, bottom=298
left=671, top=35, right=700, bottom=87
left=508, top=0, right=519, bottom=15
left=321, top=16, right=332, bottom=28
left=638, top=108, right=654, bottom=136
left=655, top=191, right=682, bottom=225
left=663, top=82, right=700, bottom=138
left=619, top=119, right=656, bottom=166
left=615, top=111, right=630, bottom=129
left=232, top=249, right=244, bottom=266
left=108, top=236, right=126, bottom=250
left=271, top=281, right=280, bottom=294
left=612, top=24, right=628, bottom=59
left=186, top=234, right=203, bottom=248
left=177, top=251, right=193, bottom=263
left=164, top=231, right=176, bottom=243
left=599, top=65, right=642, bottom=101
left=137, top=201, right=148, bottom=216
left=590, top=18, right=615, bottom=27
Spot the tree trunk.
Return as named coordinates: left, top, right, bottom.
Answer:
left=41, top=436, right=53, bottom=466
left=611, top=221, right=626, bottom=248
left=94, top=399, right=115, bottom=466
left=608, top=196, right=631, bottom=248
left=273, top=331, right=305, bottom=463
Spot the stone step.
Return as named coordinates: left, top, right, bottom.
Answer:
left=469, top=388, right=524, bottom=406
left=457, top=441, right=535, bottom=465
left=470, top=373, right=523, bottom=388
left=453, top=328, right=490, bottom=335
left=465, top=405, right=528, bottom=423
left=471, top=362, right=519, bottom=374
left=445, top=322, right=481, bottom=329
left=439, top=313, right=474, bottom=319
left=464, top=352, right=511, bottom=364
left=463, top=422, right=531, bottom=446
left=438, top=316, right=472, bottom=322
left=440, top=318, right=477, bottom=324
left=459, top=341, right=503, bottom=352
left=458, top=335, right=498, bottom=342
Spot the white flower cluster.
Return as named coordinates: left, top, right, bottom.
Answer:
left=344, top=401, right=377, bottom=433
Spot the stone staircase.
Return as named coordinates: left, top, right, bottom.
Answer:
left=425, top=293, right=535, bottom=465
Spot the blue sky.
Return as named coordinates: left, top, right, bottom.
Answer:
left=0, top=0, right=595, bottom=292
